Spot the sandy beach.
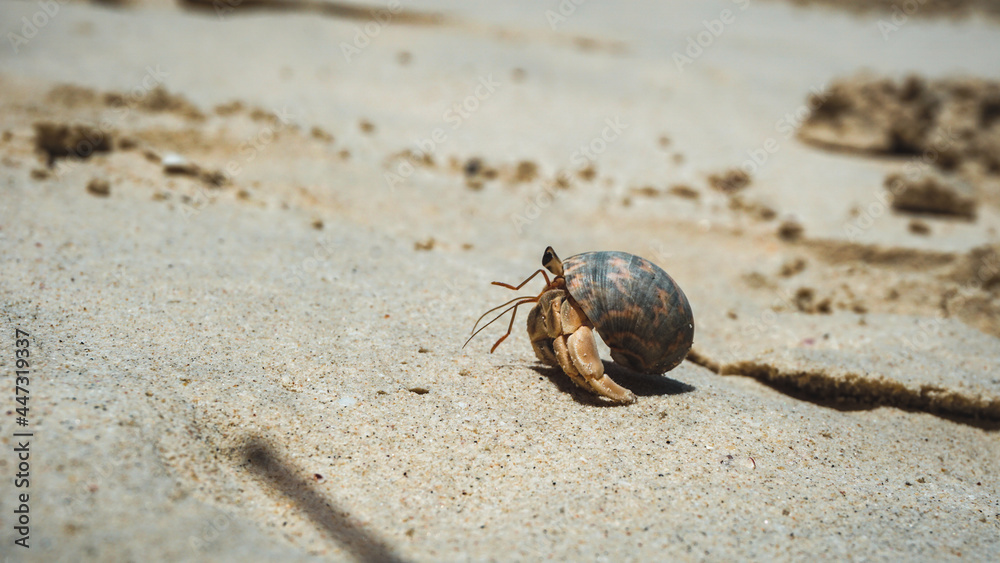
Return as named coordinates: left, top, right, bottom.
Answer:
left=1, top=0, right=999, bottom=560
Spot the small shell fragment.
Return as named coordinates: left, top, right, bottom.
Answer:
left=161, top=153, right=199, bottom=175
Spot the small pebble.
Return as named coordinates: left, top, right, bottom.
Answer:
left=908, top=219, right=931, bottom=235
left=778, top=219, right=804, bottom=241
left=87, top=178, right=110, bottom=197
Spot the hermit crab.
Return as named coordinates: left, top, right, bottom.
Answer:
left=466, top=247, right=694, bottom=403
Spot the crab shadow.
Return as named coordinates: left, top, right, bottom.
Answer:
left=528, top=360, right=695, bottom=406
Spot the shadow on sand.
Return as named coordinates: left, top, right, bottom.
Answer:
left=528, top=360, right=695, bottom=406
left=238, top=436, right=407, bottom=563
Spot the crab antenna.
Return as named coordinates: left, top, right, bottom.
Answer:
left=469, top=294, right=537, bottom=335
left=462, top=297, right=538, bottom=350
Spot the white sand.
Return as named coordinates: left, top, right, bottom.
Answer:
left=1, top=1, right=998, bottom=560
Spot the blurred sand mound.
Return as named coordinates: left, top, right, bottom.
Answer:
left=776, top=0, right=1000, bottom=18
left=799, top=74, right=1000, bottom=176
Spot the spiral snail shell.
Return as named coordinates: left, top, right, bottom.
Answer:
left=467, top=247, right=694, bottom=403
left=558, top=249, right=694, bottom=376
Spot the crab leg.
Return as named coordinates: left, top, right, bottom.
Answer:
left=491, top=268, right=551, bottom=291
left=526, top=304, right=559, bottom=367
left=552, top=334, right=591, bottom=392
left=567, top=326, right=637, bottom=404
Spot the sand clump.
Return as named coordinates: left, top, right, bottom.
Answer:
left=773, top=0, right=1000, bottom=18
left=778, top=218, right=805, bottom=241
left=105, top=86, right=206, bottom=121
left=708, top=168, right=752, bottom=193
left=513, top=160, right=539, bottom=183
left=86, top=177, right=111, bottom=196
left=885, top=169, right=978, bottom=218
left=799, top=74, right=1000, bottom=175
left=45, top=82, right=206, bottom=120
left=34, top=121, right=112, bottom=165
left=668, top=184, right=699, bottom=199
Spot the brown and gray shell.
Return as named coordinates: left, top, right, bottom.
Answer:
left=562, top=251, right=694, bottom=375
